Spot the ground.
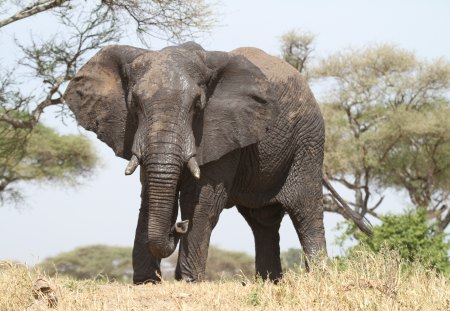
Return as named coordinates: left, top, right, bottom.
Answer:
left=1, top=251, right=448, bottom=311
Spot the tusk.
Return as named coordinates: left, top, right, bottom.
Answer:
left=125, top=155, right=139, bottom=175
left=187, top=157, right=200, bottom=179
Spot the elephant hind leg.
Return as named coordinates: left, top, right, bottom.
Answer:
left=277, top=152, right=327, bottom=270
left=237, top=204, right=284, bottom=282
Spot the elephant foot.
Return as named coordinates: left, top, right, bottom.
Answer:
left=175, top=266, right=202, bottom=282
left=257, top=273, right=282, bottom=284
left=175, top=274, right=199, bottom=283
left=133, top=277, right=161, bottom=285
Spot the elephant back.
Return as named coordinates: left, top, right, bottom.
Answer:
left=232, top=47, right=300, bottom=81
left=231, top=47, right=321, bottom=125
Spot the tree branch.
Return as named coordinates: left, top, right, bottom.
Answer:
left=323, top=194, right=350, bottom=219
left=0, top=112, right=30, bottom=128
left=0, top=97, right=62, bottom=129
left=0, top=0, right=68, bottom=28
left=369, top=195, right=384, bottom=213
left=1, top=5, right=120, bottom=129
left=330, top=176, right=363, bottom=190
left=0, top=75, right=64, bottom=129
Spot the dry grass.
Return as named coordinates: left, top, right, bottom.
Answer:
left=1, top=251, right=449, bottom=311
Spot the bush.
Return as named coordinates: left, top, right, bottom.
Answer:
left=340, top=209, right=450, bottom=275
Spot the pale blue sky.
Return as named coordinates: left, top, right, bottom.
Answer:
left=1, top=0, right=449, bottom=264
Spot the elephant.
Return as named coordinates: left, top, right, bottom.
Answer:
left=63, top=42, right=371, bottom=283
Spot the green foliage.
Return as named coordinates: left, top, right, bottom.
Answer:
left=340, top=209, right=450, bottom=275
left=317, top=44, right=449, bottom=175
left=39, top=245, right=133, bottom=282
left=318, top=48, right=450, bottom=194
left=24, top=125, right=97, bottom=181
left=247, top=283, right=263, bottom=306
left=375, top=106, right=450, bottom=209
left=0, top=118, right=98, bottom=204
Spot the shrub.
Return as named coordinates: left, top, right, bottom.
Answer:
left=339, top=209, right=450, bottom=275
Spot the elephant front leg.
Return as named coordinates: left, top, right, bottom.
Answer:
left=176, top=151, right=239, bottom=281
left=175, top=182, right=228, bottom=281
left=132, top=170, right=162, bottom=284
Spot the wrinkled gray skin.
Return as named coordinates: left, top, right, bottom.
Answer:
left=64, top=42, right=370, bottom=283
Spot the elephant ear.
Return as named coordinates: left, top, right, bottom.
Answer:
left=64, top=45, right=146, bottom=160
left=193, top=51, right=280, bottom=165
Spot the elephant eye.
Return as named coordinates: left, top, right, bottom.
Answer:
left=249, top=94, right=267, bottom=105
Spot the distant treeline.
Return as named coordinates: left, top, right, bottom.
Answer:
left=38, top=244, right=305, bottom=282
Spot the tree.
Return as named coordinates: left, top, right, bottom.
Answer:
left=280, top=31, right=450, bottom=230
left=313, top=45, right=450, bottom=229
left=374, top=106, right=450, bottom=230
left=0, top=0, right=215, bottom=205
left=279, top=29, right=315, bottom=74
left=0, top=122, right=97, bottom=204
left=340, top=210, right=450, bottom=275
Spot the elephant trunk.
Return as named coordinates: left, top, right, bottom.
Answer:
left=143, top=153, right=181, bottom=258
left=141, top=111, right=193, bottom=258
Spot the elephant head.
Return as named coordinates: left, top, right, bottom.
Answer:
left=63, top=42, right=279, bottom=258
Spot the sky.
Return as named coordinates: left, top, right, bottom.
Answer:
left=1, top=0, right=450, bottom=265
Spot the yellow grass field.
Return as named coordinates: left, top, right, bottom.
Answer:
left=1, top=251, right=448, bottom=311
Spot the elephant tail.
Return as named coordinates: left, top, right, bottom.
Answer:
left=322, top=177, right=373, bottom=237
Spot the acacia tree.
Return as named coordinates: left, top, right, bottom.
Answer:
left=314, top=45, right=450, bottom=230
left=279, top=29, right=315, bottom=75
left=280, top=31, right=450, bottom=230
left=0, top=0, right=214, bottom=204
